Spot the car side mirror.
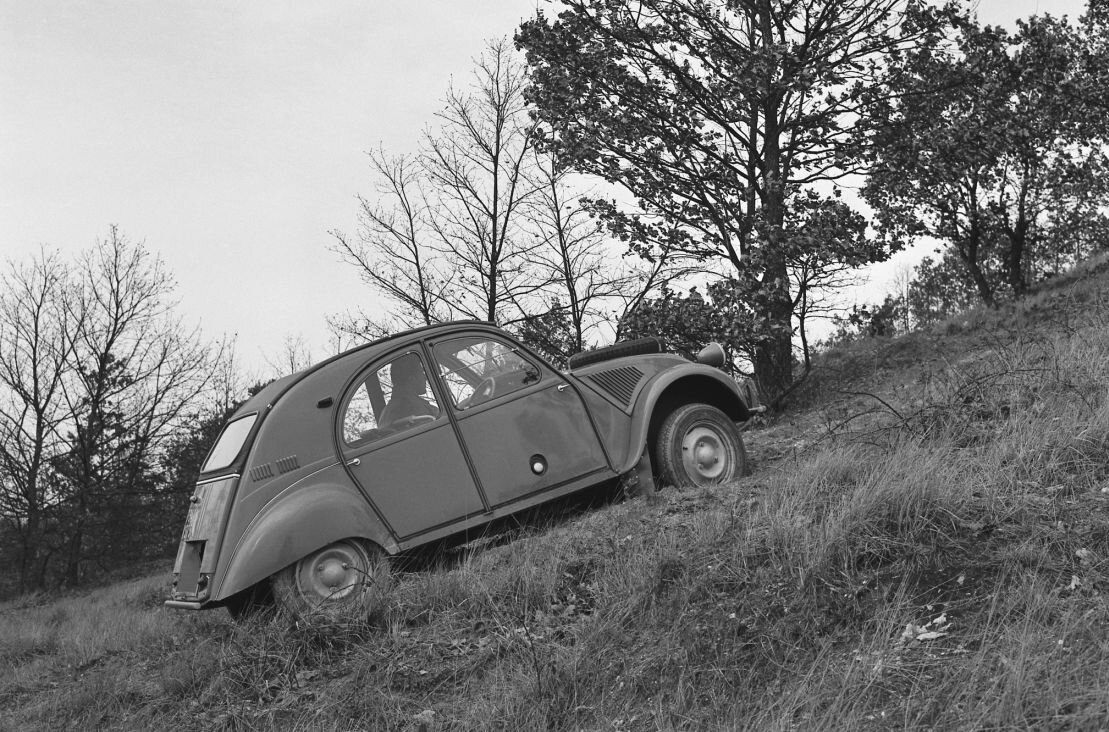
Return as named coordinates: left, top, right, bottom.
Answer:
left=695, top=342, right=726, bottom=368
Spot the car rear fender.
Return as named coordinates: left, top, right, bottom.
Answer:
left=213, top=478, right=396, bottom=601
left=622, top=368, right=750, bottom=473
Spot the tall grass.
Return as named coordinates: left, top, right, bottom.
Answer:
left=3, top=270, right=1109, bottom=730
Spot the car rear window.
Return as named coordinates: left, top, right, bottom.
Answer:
left=201, top=414, right=258, bottom=473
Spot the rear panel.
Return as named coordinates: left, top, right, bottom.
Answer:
left=170, top=475, right=240, bottom=604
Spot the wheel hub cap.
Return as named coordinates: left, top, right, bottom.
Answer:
left=300, top=545, right=364, bottom=601
left=318, top=559, right=349, bottom=589
left=682, top=426, right=729, bottom=482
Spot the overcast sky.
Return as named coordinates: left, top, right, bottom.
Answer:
left=0, top=0, right=1086, bottom=377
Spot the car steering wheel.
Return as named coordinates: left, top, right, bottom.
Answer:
left=471, top=376, right=496, bottom=405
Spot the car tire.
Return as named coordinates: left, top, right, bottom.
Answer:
left=655, top=403, right=748, bottom=488
left=271, top=538, right=390, bottom=620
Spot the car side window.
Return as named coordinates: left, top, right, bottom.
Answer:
left=432, top=336, right=541, bottom=409
left=342, top=351, right=440, bottom=447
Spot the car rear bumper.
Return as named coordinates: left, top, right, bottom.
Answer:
left=164, top=599, right=205, bottom=610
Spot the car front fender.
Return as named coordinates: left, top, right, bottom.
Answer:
left=212, top=475, right=396, bottom=601
left=621, top=366, right=750, bottom=474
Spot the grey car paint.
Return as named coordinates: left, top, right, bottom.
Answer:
left=168, top=322, right=751, bottom=611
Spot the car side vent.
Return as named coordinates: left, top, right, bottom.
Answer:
left=275, top=455, right=300, bottom=474
left=587, top=365, right=645, bottom=406
left=250, top=463, right=275, bottom=482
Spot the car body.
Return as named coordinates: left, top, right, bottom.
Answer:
left=166, top=321, right=755, bottom=616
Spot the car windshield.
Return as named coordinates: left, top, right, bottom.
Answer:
left=201, top=414, right=258, bottom=473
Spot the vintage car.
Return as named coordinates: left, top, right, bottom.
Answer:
left=166, top=321, right=756, bottom=618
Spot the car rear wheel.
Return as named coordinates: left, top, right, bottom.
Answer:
left=655, top=403, right=748, bottom=488
left=271, top=538, right=390, bottom=619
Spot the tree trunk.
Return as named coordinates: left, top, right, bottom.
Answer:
left=754, top=251, right=794, bottom=406
left=967, top=258, right=995, bottom=306
left=752, top=0, right=794, bottom=408
left=1005, top=211, right=1029, bottom=298
left=64, top=525, right=84, bottom=586
left=18, top=510, right=42, bottom=593
left=1005, top=239, right=1026, bottom=297
left=955, top=226, right=995, bottom=307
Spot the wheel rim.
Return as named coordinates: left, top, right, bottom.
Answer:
left=294, top=540, right=370, bottom=604
left=680, top=424, right=731, bottom=483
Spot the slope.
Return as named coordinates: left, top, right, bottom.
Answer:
left=4, top=255, right=1109, bottom=730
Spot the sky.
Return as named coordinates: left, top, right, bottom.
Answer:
left=0, top=0, right=1088, bottom=377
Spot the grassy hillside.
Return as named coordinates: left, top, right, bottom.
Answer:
left=5, top=256, right=1109, bottom=730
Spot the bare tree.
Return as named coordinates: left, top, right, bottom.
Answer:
left=263, top=333, right=316, bottom=378
left=421, top=37, right=547, bottom=324
left=0, top=250, right=80, bottom=591
left=516, top=149, right=672, bottom=359
left=333, top=38, right=551, bottom=341
left=330, top=149, right=455, bottom=333
left=335, top=38, right=683, bottom=358
left=53, top=227, right=216, bottom=584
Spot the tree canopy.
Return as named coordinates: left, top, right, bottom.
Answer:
left=517, top=0, right=936, bottom=400
left=863, top=6, right=1109, bottom=306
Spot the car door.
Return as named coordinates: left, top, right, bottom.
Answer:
left=338, top=347, right=487, bottom=539
left=429, top=333, right=610, bottom=507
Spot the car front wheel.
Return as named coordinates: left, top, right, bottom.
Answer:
left=271, top=538, right=390, bottom=619
left=655, top=403, right=748, bottom=488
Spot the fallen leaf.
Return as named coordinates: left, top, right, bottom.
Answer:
left=295, top=669, right=319, bottom=685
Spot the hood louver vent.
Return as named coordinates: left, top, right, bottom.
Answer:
left=586, top=365, right=644, bottom=407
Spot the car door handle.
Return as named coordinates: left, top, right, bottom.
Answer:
left=347, top=458, right=360, bottom=467
left=557, top=383, right=570, bottom=392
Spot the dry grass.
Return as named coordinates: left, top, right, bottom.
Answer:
left=5, top=257, right=1109, bottom=730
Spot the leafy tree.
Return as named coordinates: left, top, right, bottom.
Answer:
left=901, top=254, right=980, bottom=327
left=783, top=191, right=880, bottom=373
left=518, top=0, right=932, bottom=403
left=620, top=286, right=731, bottom=364
left=620, top=280, right=765, bottom=375
left=513, top=301, right=579, bottom=365
left=863, top=8, right=1109, bottom=306
left=826, top=297, right=906, bottom=345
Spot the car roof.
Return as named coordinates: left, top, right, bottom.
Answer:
left=306, top=319, right=495, bottom=379
left=235, top=320, right=499, bottom=415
